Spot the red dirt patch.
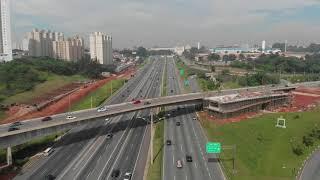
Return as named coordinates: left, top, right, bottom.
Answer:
left=199, top=86, right=320, bottom=125
left=1, top=67, right=136, bottom=125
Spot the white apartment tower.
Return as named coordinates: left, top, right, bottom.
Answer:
left=52, top=36, right=84, bottom=61
left=0, top=0, right=12, bottom=62
left=89, top=32, right=113, bottom=65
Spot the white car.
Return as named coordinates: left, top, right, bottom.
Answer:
left=97, top=107, right=107, bottom=112
left=66, top=116, right=76, bottom=120
left=123, top=172, right=132, bottom=180
left=176, top=160, right=183, bottom=168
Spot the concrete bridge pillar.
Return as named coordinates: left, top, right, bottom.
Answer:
left=7, top=147, right=12, bottom=165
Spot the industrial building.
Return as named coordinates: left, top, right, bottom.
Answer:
left=205, top=91, right=291, bottom=119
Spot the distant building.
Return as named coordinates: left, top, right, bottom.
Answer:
left=262, top=40, right=266, bottom=53
left=24, top=29, right=84, bottom=61
left=52, top=36, right=84, bottom=61
left=0, top=0, right=12, bottom=62
left=89, top=32, right=113, bottom=65
left=26, top=29, right=64, bottom=57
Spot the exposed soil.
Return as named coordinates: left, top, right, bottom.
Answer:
left=199, top=86, right=320, bottom=125
left=1, top=67, right=136, bottom=125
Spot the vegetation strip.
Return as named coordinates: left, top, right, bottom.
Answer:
left=200, top=109, right=320, bottom=180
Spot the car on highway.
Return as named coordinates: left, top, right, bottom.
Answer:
left=42, top=116, right=53, bottom=122
left=171, top=90, right=174, bottom=93
left=176, top=122, right=181, bottom=126
left=10, top=121, right=22, bottom=127
left=8, top=126, right=19, bottom=132
left=133, top=100, right=141, bottom=104
left=144, top=101, right=151, bottom=105
left=193, top=117, right=197, bottom=121
left=186, top=155, right=193, bottom=162
left=106, top=133, right=113, bottom=139
left=111, top=169, right=120, bottom=178
left=176, top=160, right=183, bottom=168
left=45, top=174, right=55, bottom=180
left=166, top=140, right=172, bottom=145
left=123, top=172, right=132, bottom=180
left=66, top=116, right=76, bottom=120
left=97, top=106, right=107, bottom=112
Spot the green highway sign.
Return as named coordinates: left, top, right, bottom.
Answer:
left=180, top=69, right=184, bottom=75
left=206, top=142, right=221, bottom=153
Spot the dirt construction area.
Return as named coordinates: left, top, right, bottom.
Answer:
left=199, top=86, right=320, bottom=125
left=1, top=67, right=136, bottom=125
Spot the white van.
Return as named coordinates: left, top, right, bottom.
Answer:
left=43, top=147, right=54, bottom=156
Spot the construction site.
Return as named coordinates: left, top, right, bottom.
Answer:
left=204, top=90, right=292, bottom=119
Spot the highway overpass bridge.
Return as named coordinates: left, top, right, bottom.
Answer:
left=0, top=81, right=319, bottom=165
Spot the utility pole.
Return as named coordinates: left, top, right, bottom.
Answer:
left=91, top=96, right=93, bottom=109
left=150, top=110, right=154, bottom=165
left=111, top=81, right=113, bottom=95
left=68, top=95, right=71, bottom=112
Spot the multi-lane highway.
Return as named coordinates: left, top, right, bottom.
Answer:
left=15, top=56, right=165, bottom=180
left=163, top=57, right=225, bottom=180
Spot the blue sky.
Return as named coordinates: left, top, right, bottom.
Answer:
left=11, top=0, right=320, bottom=48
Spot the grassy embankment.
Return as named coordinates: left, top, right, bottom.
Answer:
left=0, top=74, right=86, bottom=121
left=147, top=59, right=167, bottom=180
left=71, top=79, right=125, bottom=111
left=200, top=109, right=320, bottom=180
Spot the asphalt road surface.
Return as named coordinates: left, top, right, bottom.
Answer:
left=15, top=56, right=165, bottom=180
left=163, top=57, right=225, bottom=180
left=300, top=149, right=320, bottom=180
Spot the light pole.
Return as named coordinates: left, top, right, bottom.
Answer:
left=150, top=109, right=154, bottom=165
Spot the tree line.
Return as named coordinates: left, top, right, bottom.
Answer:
left=0, top=57, right=116, bottom=98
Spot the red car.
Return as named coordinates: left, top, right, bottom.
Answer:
left=133, top=100, right=141, bottom=104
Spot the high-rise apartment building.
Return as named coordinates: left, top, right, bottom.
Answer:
left=52, top=36, right=84, bottom=61
left=26, top=29, right=65, bottom=57
left=0, top=0, right=12, bottom=62
left=89, top=32, right=113, bottom=65
left=25, top=29, right=84, bottom=61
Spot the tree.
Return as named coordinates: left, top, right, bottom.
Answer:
left=136, top=46, right=148, bottom=57
left=292, top=145, right=304, bottom=156
left=208, top=53, right=220, bottom=61
left=210, top=65, right=215, bottom=72
left=239, top=54, right=246, bottom=60
left=302, top=136, right=314, bottom=146
left=228, top=54, right=237, bottom=61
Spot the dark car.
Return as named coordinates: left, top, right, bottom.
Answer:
left=42, top=116, right=52, bottom=122
left=186, top=155, right=193, bottom=162
left=8, top=127, right=19, bottom=132
left=10, top=122, right=22, bottom=127
left=45, top=174, right=55, bottom=180
left=106, top=133, right=113, bottom=139
left=176, top=122, right=181, bottom=126
left=171, top=90, right=174, bottom=93
left=166, top=140, right=172, bottom=145
left=111, top=169, right=120, bottom=177
left=144, top=101, right=151, bottom=105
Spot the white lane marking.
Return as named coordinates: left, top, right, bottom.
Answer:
left=180, top=145, right=183, bottom=152
left=132, top=121, right=148, bottom=179
left=174, top=175, right=176, bottom=180
left=97, top=120, right=133, bottom=180
left=194, top=162, right=197, bottom=169
left=186, top=175, right=188, bottom=180
left=86, top=171, right=92, bottom=180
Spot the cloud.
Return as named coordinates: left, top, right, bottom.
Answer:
left=11, top=0, right=320, bottom=48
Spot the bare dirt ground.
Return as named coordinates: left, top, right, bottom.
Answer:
left=0, top=67, right=136, bottom=125
left=199, top=86, right=320, bottom=125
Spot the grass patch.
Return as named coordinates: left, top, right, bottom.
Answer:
left=0, top=133, right=63, bottom=166
left=147, top=120, right=164, bottom=180
left=71, top=79, right=125, bottom=111
left=2, top=74, right=86, bottom=105
left=200, top=110, right=320, bottom=180
left=222, top=81, right=242, bottom=89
